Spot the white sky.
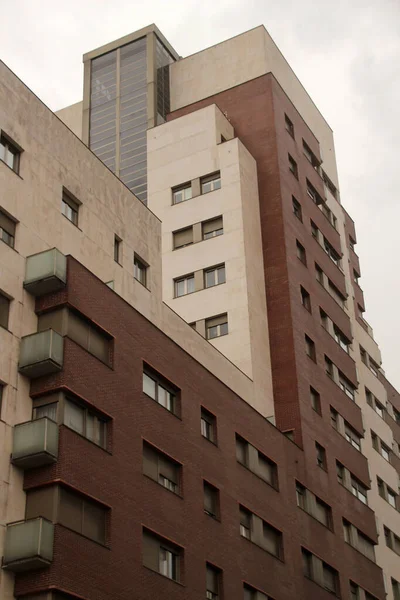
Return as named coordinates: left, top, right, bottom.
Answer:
left=2, top=0, right=400, bottom=387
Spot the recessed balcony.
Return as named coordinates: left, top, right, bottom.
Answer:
left=11, top=417, right=58, bottom=469
left=18, top=329, right=63, bottom=378
left=23, top=248, right=66, bottom=296
left=2, top=518, right=54, bottom=572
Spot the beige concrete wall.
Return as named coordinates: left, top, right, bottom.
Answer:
left=55, top=101, right=83, bottom=139
left=170, top=25, right=338, bottom=188
left=147, top=104, right=274, bottom=416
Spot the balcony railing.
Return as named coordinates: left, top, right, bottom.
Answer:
left=2, top=518, right=54, bottom=572
left=19, top=329, right=63, bottom=378
left=11, top=417, right=58, bottom=469
left=24, top=248, right=66, bottom=296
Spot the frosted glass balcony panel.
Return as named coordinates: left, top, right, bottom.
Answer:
left=19, top=329, right=63, bottom=378
left=12, top=417, right=58, bottom=468
left=3, top=518, right=54, bottom=572
left=24, top=248, right=66, bottom=296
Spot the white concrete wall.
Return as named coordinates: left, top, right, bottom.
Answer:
left=147, top=104, right=274, bottom=417
left=55, top=101, right=83, bottom=139
left=170, top=25, right=339, bottom=188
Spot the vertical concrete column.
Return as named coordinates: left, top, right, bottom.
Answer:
left=192, top=178, right=201, bottom=198
left=196, top=319, right=206, bottom=338
left=193, top=222, right=202, bottom=244
left=194, top=270, right=204, bottom=292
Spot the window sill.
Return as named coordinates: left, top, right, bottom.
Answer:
left=142, top=392, right=181, bottom=420
left=61, top=213, right=81, bottom=229
left=143, top=473, right=183, bottom=499
left=0, top=158, right=23, bottom=179
left=204, top=510, right=220, bottom=522
left=143, top=565, right=185, bottom=587
left=237, top=461, right=279, bottom=492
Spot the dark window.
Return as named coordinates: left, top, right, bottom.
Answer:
left=0, top=209, right=16, bottom=248
left=62, top=189, right=79, bottom=226
left=201, top=172, right=221, bottom=194
left=236, top=434, right=278, bottom=489
left=134, top=254, right=147, bottom=286
left=204, top=481, right=219, bottom=519
left=244, top=583, right=273, bottom=599
left=173, top=226, right=193, bottom=249
left=285, top=114, right=294, bottom=138
left=143, top=366, right=180, bottom=416
left=350, top=582, right=360, bottom=600
left=206, top=563, right=222, bottom=600
left=323, top=238, right=341, bottom=268
left=288, top=154, right=298, bottom=178
left=311, top=220, right=319, bottom=239
left=114, top=236, right=121, bottom=263
left=63, top=397, right=107, bottom=448
left=0, top=292, right=10, bottom=329
left=302, top=548, right=313, bottom=578
left=302, top=140, right=320, bottom=170
left=300, top=286, right=311, bottom=312
left=292, top=196, right=302, bottom=221
left=201, top=407, right=217, bottom=443
left=296, top=482, right=307, bottom=509
left=240, top=506, right=252, bottom=540
left=315, top=263, right=324, bottom=284
left=172, top=182, right=192, bottom=204
left=0, top=133, right=21, bottom=173
left=305, top=335, right=316, bottom=361
left=236, top=435, right=249, bottom=466
left=203, top=216, right=223, bottom=240
left=330, top=407, right=338, bottom=429
left=143, top=441, right=181, bottom=495
left=59, top=487, right=106, bottom=544
left=315, top=442, right=327, bottom=470
left=310, top=387, right=321, bottom=414
left=206, top=313, right=228, bottom=339
left=296, top=240, right=307, bottom=265
left=142, top=528, right=182, bottom=582
left=322, top=170, right=338, bottom=200
left=323, top=562, right=339, bottom=595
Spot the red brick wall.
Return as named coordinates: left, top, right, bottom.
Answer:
left=14, top=257, right=384, bottom=600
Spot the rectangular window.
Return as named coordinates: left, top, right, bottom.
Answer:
left=201, top=172, right=221, bottom=194
left=303, top=140, right=320, bottom=170
left=142, top=529, right=181, bottom=582
left=300, top=286, right=311, bottom=312
left=143, top=441, right=181, bottom=495
left=330, top=407, right=338, bottom=429
left=306, top=179, right=324, bottom=205
left=203, top=216, right=223, bottom=240
left=344, top=423, right=361, bottom=451
left=393, top=578, right=400, bottom=600
left=315, top=497, right=331, bottom=528
left=262, top=521, right=283, bottom=558
left=143, top=368, right=179, bottom=416
left=62, top=189, right=79, bottom=226
left=315, top=442, right=327, bottom=470
left=288, top=154, right=298, bottom=178
left=244, top=583, right=273, bottom=600
left=305, top=335, right=316, bottom=361
left=204, top=481, right=219, bottom=519
left=292, top=196, right=302, bottom=221
left=174, top=273, right=194, bottom=297
left=296, top=240, right=307, bottom=265
left=323, top=563, right=339, bottom=595
left=201, top=407, right=217, bottom=443
left=285, top=114, right=294, bottom=137
left=0, top=209, right=16, bottom=249
left=323, top=238, right=341, bottom=267
left=64, top=398, right=107, bottom=448
left=325, top=356, right=334, bottom=378
left=206, top=563, right=221, bottom=600
left=206, top=313, right=228, bottom=340
left=310, top=387, right=321, bottom=414
left=315, top=263, right=324, bottom=284
left=173, top=226, right=193, bottom=249
left=236, top=434, right=278, bottom=488
left=384, top=526, right=392, bottom=548
left=334, top=326, right=350, bottom=353
left=322, top=170, right=338, bottom=199
left=0, top=292, right=10, bottom=330
left=134, top=254, right=147, bottom=286
left=239, top=506, right=252, bottom=540
left=0, top=133, right=21, bottom=173
left=114, top=235, right=121, bottom=263
left=236, top=435, right=249, bottom=467
left=302, top=548, right=313, bottom=579
left=381, top=442, right=390, bottom=462
left=311, top=220, right=319, bottom=239
left=172, top=182, right=192, bottom=204
left=375, top=401, right=384, bottom=418
left=339, top=372, right=356, bottom=401
left=59, top=487, right=107, bottom=544
left=351, top=476, right=368, bottom=504
left=296, top=482, right=307, bottom=510
left=205, top=264, right=226, bottom=288
left=388, top=487, right=397, bottom=508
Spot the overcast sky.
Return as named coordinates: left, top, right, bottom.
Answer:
left=2, top=0, right=400, bottom=387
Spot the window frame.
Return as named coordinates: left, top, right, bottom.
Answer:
left=201, top=172, right=221, bottom=195
left=61, top=189, right=79, bottom=226
left=202, top=216, right=223, bottom=240
left=0, top=132, right=21, bottom=174
left=142, top=367, right=180, bottom=417
left=201, top=407, right=217, bottom=444
left=172, top=182, right=192, bottom=205
left=205, top=313, right=228, bottom=340
left=288, top=154, right=298, bottom=179
left=174, top=273, right=195, bottom=297
left=204, top=264, right=226, bottom=289
left=285, top=114, right=295, bottom=138
left=0, top=291, right=11, bottom=330
left=134, top=254, right=148, bottom=287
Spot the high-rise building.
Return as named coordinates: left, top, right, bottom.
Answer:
left=0, top=23, right=399, bottom=600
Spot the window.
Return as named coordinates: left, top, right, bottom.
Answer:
left=351, top=476, right=368, bottom=504
left=369, top=359, right=379, bottom=377
left=143, top=368, right=179, bottom=416
left=296, top=240, right=307, bottom=265
left=300, top=286, right=311, bottom=312
left=204, top=482, right=219, bottom=519
left=393, top=578, right=400, bottom=600
left=302, top=548, right=313, bottom=578
left=142, top=529, right=181, bottom=582
left=143, top=441, right=181, bottom=495
left=257, top=451, right=277, bottom=487
left=322, top=170, right=338, bottom=199
left=285, top=114, right=294, bottom=137
left=134, top=254, right=147, bottom=286
left=301, top=548, right=340, bottom=596
left=375, top=401, right=384, bottom=418
left=58, top=487, right=107, bottom=544
left=203, top=216, right=223, bottom=240
left=262, top=521, right=283, bottom=558
left=306, top=180, right=323, bottom=204
left=344, top=424, right=361, bottom=451
left=0, top=209, right=16, bottom=248
left=353, top=269, right=360, bottom=285
left=330, top=407, right=338, bottom=429
left=206, top=563, right=221, bottom=600
left=302, top=140, right=320, bottom=170
left=336, top=461, right=344, bottom=484
left=388, top=488, right=397, bottom=508
left=174, top=273, right=194, bottom=297
left=243, top=583, right=273, bottom=600
left=310, top=387, right=321, bottom=414
left=201, top=172, right=221, bottom=194
left=323, top=563, right=339, bottom=595
left=201, top=407, right=217, bottom=443
left=235, top=434, right=278, bottom=489
left=62, top=189, right=79, bottom=225
left=323, top=238, right=341, bottom=267
left=394, top=407, right=400, bottom=424
left=0, top=384, right=3, bottom=419
left=0, top=292, right=10, bottom=330
left=296, top=483, right=307, bottom=510
left=206, top=314, right=228, bottom=340
left=240, top=506, right=252, bottom=539
left=339, top=372, right=356, bottom=401
left=114, top=235, right=121, bottom=263
left=172, top=182, right=192, bottom=204
left=288, top=154, right=298, bottom=178
left=315, top=263, right=324, bottom=284
left=33, top=401, right=58, bottom=422
left=381, top=442, right=390, bottom=462
left=315, top=497, right=331, bottom=528
left=305, top=335, right=316, bottom=361
left=236, top=435, right=249, bottom=467
left=315, top=442, right=327, bottom=470
left=325, top=356, right=334, bottom=378
left=334, top=326, right=350, bottom=353
left=0, top=133, right=20, bottom=173
left=205, top=264, right=226, bottom=288
left=292, top=196, right=302, bottom=221
left=64, top=398, right=107, bottom=448
left=173, top=226, right=193, bottom=249
left=349, top=236, right=356, bottom=251
left=311, top=220, right=319, bottom=239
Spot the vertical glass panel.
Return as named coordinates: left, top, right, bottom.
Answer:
left=143, top=373, right=156, bottom=399
left=64, top=400, right=85, bottom=435
left=90, top=50, right=117, bottom=172
left=156, top=37, right=175, bottom=124
left=34, top=403, right=58, bottom=422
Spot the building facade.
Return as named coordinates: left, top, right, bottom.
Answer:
left=0, top=22, right=399, bottom=600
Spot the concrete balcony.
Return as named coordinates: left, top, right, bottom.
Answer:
left=11, top=417, right=58, bottom=469
left=2, top=518, right=54, bottom=572
left=18, top=329, right=63, bottom=378
left=24, top=248, right=66, bottom=296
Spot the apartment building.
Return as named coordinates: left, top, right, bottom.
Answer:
left=0, top=21, right=399, bottom=600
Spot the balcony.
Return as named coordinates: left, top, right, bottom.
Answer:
left=2, top=518, right=54, bottom=572
left=19, top=329, right=63, bottom=378
left=11, top=417, right=58, bottom=469
left=24, top=248, right=66, bottom=296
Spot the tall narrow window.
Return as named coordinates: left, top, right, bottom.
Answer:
left=300, top=286, right=311, bottom=312
left=288, top=154, right=298, bottom=178
left=62, top=189, right=79, bottom=226
left=315, top=442, right=327, bottom=470
left=201, top=407, right=217, bottom=443
left=0, top=292, right=10, bottom=330
left=285, top=114, right=294, bottom=137
left=204, top=482, right=219, bottom=519
left=0, top=384, right=3, bottom=419
left=310, top=387, right=321, bottom=414
left=0, top=133, right=21, bottom=173
left=159, top=547, right=178, bottom=579
left=143, top=529, right=182, bottom=582
left=239, top=506, right=252, bottom=539
left=206, top=563, right=221, bottom=600
left=134, top=254, right=147, bottom=286
left=305, top=335, right=316, bottom=362
left=292, top=196, right=302, bottom=221
left=114, top=235, right=121, bottom=263
left=0, top=209, right=16, bottom=249
left=296, top=240, right=307, bottom=265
